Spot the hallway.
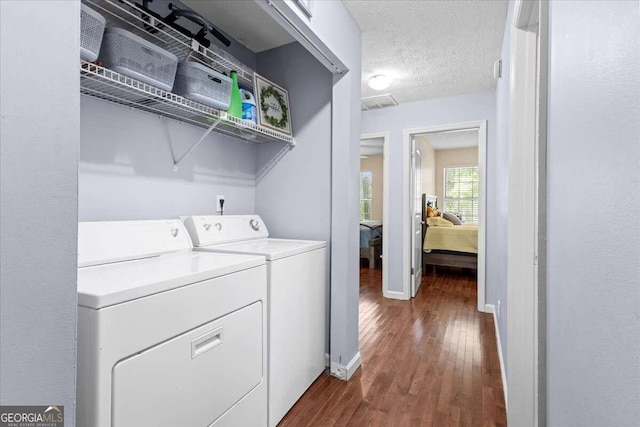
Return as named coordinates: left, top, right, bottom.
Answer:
left=279, top=268, right=506, bottom=426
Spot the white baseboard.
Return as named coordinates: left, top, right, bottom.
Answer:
left=383, top=290, right=407, bottom=300
left=329, top=351, right=361, bottom=381
left=486, top=304, right=508, bottom=411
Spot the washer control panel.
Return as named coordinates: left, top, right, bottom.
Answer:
left=181, top=215, right=269, bottom=246
left=78, top=219, right=192, bottom=267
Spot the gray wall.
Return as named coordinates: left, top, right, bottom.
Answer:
left=324, top=6, right=362, bottom=371
left=79, top=2, right=259, bottom=221
left=547, top=1, right=640, bottom=425
left=255, top=43, right=332, bottom=242
left=268, top=0, right=363, bottom=372
left=255, top=42, right=332, bottom=350
left=360, top=91, right=498, bottom=299
left=80, top=97, right=257, bottom=220
left=492, top=0, right=514, bottom=377
left=0, top=1, right=80, bottom=423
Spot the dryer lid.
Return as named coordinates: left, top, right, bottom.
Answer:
left=77, top=251, right=265, bottom=309
left=196, top=238, right=326, bottom=261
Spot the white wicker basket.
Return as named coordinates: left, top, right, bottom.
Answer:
left=173, top=61, right=232, bottom=110
left=80, top=4, right=106, bottom=62
left=99, top=27, right=179, bottom=91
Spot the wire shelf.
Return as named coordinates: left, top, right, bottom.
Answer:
left=84, top=0, right=255, bottom=90
left=81, top=62, right=295, bottom=146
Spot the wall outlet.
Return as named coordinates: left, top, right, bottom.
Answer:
left=497, top=300, right=501, bottom=318
left=216, top=195, right=225, bottom=213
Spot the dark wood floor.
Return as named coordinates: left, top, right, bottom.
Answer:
left=279, top=267, right=506, bottom=427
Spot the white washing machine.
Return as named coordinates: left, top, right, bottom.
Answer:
left=76, top=219, right=268, bottom=427
left=182, top=215, right=327, bottom=427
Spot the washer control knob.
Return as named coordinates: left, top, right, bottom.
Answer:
left=249, top=219, right=260, bottom=231
left=214, top=223, right=222, bottom=231
left=204, top=223, right=212, bottom=231
left=170, top=228, right=179, bottom=237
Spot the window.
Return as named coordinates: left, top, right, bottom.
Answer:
left=360, top=171, right=373, bottom=220
left=444, top=166, right=479, bottom=223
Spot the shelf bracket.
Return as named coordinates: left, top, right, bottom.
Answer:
left=173, top=117, right=221, bottom=172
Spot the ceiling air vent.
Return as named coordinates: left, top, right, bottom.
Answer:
left=361, top=94, right=399, bottom=111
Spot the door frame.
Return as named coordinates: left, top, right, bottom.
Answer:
left=360, top=132, right=390, bottom=296
left=507, top=0, right=547, bottom=424
left=410, top=141, right=423, bottom=298
left=401, top=120, right=487, bottom=311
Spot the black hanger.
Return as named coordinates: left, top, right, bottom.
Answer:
left=134, top=0, right=231, bottom=48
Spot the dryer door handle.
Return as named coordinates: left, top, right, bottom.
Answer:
left=191, top=327, right=224, bottom=359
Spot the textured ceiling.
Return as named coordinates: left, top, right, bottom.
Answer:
left=416, top=129, right=478, bottom=150
left=344, top=0, right=508, bottom=103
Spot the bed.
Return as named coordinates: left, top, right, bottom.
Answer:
left=421, top=194, right=478, bottom=271
left=360, top=220, right=382, bottom=269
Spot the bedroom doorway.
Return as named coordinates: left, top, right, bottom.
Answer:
left=402, top=121, right=487, bottom=311
left=360, top=132, right=389, bottom=294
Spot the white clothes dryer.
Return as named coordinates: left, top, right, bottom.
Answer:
left=76, top=219, right=268, bottom=427
left=182, top=215, right=327, bottom=427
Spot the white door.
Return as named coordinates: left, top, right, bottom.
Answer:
left=410, top=138, right=423, bottom=297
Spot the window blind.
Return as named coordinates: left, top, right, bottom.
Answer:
left=444, top=166, right=479, bottom=223
left=360, top=171, right=373, bottom=220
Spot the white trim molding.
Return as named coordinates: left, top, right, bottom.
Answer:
left=382, top=290, right=406, bottom=300
left=330, top=351, right=361, bottom=381
left=361, top=132, right=393, bottom=299
left=402, top=129, right=412, bottom=300
left=513, top=0, right=538, bottom=29
left=401, top=121, right=488, bottom=311
left=507, top=0, right=547, bottom=425
left=486, top=304, right=508, bottom=411
left=257, top=0, right=348, bottom=74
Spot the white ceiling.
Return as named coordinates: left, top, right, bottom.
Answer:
left=361, top=130, right=477, bottom=156
left=183, top=0, right=295, bottom=53
left=344, top=0, right=508, bottom=104
left=361, top=137, right=384, bottom=156
left=416, top=129, right=478, bottom=150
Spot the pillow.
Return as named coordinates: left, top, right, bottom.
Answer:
left=443, top=212, right=462, bottom=225
left=427, top=217, right=454, bottom=227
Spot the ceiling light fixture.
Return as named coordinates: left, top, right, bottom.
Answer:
left=367, top=75, right=392, bottom=91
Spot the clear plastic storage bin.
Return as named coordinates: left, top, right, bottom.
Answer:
left=99, top=27, right=178, bottom=91
left=173, top=61, right=232, bottom=110
left=80, top=4, right=106, bottom=62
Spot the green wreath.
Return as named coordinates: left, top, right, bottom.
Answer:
left=260, top=86, right=288, bottom=129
